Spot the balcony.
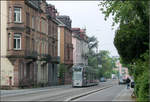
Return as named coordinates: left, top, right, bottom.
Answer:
left=25, top=0, right=40, bottom=10
left=7, top=50, right=25, bottom=58
left=38, top=54, right=51, bottom=63
left=51, top=56, right=60, bottom=64
left=25, top=50, right=38, bottom=60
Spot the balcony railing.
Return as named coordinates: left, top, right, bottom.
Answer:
left=25, top=50, right=38, bottom=59
left=25, top=0, right=40, bottom=10
left=51, top=56, right=60, bottom=64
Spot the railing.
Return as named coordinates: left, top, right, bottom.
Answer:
left=25, top=0, right=40, bottom=10
left=25, top=50, right=38, bottom=59
left=51, top=56, right=60, bottom=63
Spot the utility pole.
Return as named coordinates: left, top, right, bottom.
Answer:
left=96, top=46, right=98, bottom=69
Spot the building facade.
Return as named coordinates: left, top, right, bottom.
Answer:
left=0, top=0, right=59, bottom=88
left=46, top=4, right=60, bottom=86
left=57, top=15, right=73, bottom=84
left=72, top=28, right=89, bottom=66
left=116, top=61, right=129, bottom=79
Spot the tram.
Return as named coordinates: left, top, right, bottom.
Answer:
left=72, top=65, right=99, bottom=87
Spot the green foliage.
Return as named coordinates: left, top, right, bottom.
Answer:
left=58, top=63, right=67, bottom=84
left=99, top=1, right=149, bottom=27
left=87, top=36, right=99, bottom=69
left=96, top=50, right=117, bottom=78
left=99, top=1, right=149, bottom=63
left=129, top=51, right=149, bottom=101
left=88, top=53, right=98, bottom=69
left=136, top=71, right=149, bottom=101
left=114, top=21, right=148, bottom=64
left=99, top=1, right=149, bottom=100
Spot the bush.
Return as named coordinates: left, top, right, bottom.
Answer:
left=58, top=63, right=67, bottom=84
left=132, top=51, right=149, bottom=101
left=136, top=71, right=149, bottom=101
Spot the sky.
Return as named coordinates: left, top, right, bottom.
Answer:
left=47, top=1, right=119, bottom=57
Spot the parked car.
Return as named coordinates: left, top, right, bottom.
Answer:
left=100, top=77, right=107, bottom=82
left=118, top=78, right=126, bottom=85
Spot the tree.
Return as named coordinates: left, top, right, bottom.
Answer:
left=58, top=63, right=67, bottom=85
left=99, top=1, right=149, bottom=101
left=87, top=36, right=99, bottom=69
left=99, top=1, right=149, bottom=63
left=97, top=50, right=115, bottom=78
left=87, top=36, right=99, bottom=50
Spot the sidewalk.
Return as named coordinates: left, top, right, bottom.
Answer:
left=0, top=84, right=71, bottom=97
left=113, top=87, right=136, bottom=101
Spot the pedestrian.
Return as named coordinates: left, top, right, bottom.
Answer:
left=126, top=77, right=131, bottom=89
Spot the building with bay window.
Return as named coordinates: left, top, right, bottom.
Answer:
left=0, top=0, right=60, bottom=88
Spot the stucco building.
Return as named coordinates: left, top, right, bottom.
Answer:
left=72, top=28, right=89, bottom=66
left=57, top=15, right=73, bottom=84
left=0, top=0, right=60, bottom=88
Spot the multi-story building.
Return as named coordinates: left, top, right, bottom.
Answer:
left=0, top=0, right=60, bottom=88
left=57, top=15, right=73, bottom=84
left=72, top=28, right=89, bottom=66
left=46, top=4, right=60, bottom=86
left=116, top=61, right=129, bottom=79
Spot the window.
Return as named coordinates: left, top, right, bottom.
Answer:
left=14, top=7, right=21, bottom=23
left=37, top=17, right=40, bottom=31
left=41, top=19, right=45, bottom=33
left=32, top=39, right=34, bottom=52
left=9, top=7, right=12, bottom=22
left=26, top=36, right=30, bottom=51
left=8, top=33, right=11, bottom=50
left=26, top=12, right=30, bottom=26
left=14, top=34, right=21, bottom=50
left=32, top=16, right=35, bottom=29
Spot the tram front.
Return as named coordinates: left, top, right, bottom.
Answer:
left=72, top=66, right=83, bottom=87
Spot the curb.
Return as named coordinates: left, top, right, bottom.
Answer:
left=65, top=84, right=113, bottom=101
left=1, top=85, right=72, bottom=97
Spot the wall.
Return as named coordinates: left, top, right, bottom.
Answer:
left=0, top=1, right=14, bottom=86
left=57, top=27, right=60, bottom=57
left=60, top=27, right=64, bottom=63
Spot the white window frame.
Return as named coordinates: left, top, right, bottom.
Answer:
left=14, top=34, right=21, bottom=50
left=14, top=7, right=21, bottom=23
left=8, top=33, right=11, bottom=50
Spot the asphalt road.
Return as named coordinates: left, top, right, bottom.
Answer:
left=73, top=84, right=126, bottom=101
left=1, top=79, right=117, bottom=101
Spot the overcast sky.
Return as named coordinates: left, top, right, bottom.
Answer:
left=47, top=1, right=119, bottom=57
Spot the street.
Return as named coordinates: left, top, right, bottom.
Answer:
left=1, top=80, right=117, bottom=101
left=73, top=84, right=126, bottom=101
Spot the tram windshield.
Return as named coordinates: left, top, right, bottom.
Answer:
left=73, top=67, right=82, bottom=80
left=73, top=72, right=82, bottom=80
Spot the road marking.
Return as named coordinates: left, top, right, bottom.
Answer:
left=65, top=84, right=113, bottom=102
